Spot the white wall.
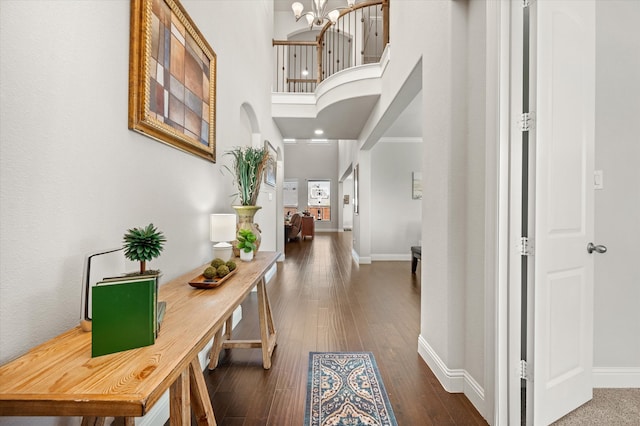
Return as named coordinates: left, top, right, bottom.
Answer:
left=419, top=0, right=468, bottom=376
left=593, top=0, right=640, bottom=380
left=370, top=141, right=422, bottom=259
left=410, top=0, right=490, bottom=417
left=0, top=1, right=280, bottom=421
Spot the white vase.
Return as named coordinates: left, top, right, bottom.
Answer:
left=240, top=250, right=254, bottom=262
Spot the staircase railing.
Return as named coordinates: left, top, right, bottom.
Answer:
left=273, top=0, right=388, bottom=93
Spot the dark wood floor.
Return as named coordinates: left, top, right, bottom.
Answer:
left=201, top=232, right=488, bottom=425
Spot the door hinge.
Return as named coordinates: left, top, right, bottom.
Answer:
left=520, top=360, right=531, bottom=380
left=522, top=0, right=535, bottom=8
left=518, top=237, right=534, bottom=256
left=519, top=112, right=535, bottom=131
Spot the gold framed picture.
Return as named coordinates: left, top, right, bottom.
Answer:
left=128, top=0, right=216, bottom=162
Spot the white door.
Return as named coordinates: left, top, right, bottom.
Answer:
left=531, top=1, right=596, bottom=425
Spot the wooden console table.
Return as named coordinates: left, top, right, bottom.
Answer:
left=0, top=251, right=279, bottom=425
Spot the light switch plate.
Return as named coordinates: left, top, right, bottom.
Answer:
left=594, top=170, right=603, bottom=190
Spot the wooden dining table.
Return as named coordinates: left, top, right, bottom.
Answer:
left=0, top=251, right=280, bottom=425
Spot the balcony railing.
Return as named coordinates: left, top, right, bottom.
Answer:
left=273, top=0, right=389, bottom=93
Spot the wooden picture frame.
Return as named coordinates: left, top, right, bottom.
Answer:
left=128, top=0, right=216, bottom=162
left=264, top=140, right=276, bottom=187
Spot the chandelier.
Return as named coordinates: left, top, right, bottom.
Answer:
left=291, top=0, right=356, bottom=28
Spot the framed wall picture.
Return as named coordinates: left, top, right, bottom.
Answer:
left=412, top=172, right=422, bottom=199
left=264, top=140, right=276, bottom=187
left=128, top=0, right=217, bottom=162
left=283, top=180, right=298, bottom=207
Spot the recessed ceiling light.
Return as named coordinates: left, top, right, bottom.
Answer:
left=302, top=69, right=309, bottom=76
left=314, top=129, right=324, bottom=135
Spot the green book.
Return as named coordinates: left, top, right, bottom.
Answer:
left=91, top=276, right=157, bottom=357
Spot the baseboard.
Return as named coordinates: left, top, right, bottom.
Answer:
left=351, top=248, right=372, bottom=264
left=370, top=254, right=412, bottom=261
left=264, top=263, right=277, bottom=284
left=417, top=335, right=464, bottom=392
left=417, top=335, right=487, bottom=419
left=593, top=367, right=640, bottom=388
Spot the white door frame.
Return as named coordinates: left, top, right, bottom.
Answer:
left=494, top=0, right=528, bottom=424
left=486, top=0, right=516, bottom=424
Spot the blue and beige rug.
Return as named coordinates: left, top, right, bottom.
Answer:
left=305, top=352, right=398, bottom=426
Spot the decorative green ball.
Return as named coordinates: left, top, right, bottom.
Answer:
left=225, top=260, right=237, bottom=271
left=216, top=265, right=230, bottom=278
left=210, top=258, right=225, bottom=268
left=203, top=266, right=217, bottom=279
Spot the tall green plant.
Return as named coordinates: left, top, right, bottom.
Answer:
left=225, top=146, right=269, bottom=206
left=122, top=223, right=166, bottom=274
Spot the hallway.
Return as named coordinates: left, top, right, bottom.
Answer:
left=201, top=232, right=487, bottom=425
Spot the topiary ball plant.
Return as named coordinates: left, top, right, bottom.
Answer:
left=123, top=223, right=166, bottom=274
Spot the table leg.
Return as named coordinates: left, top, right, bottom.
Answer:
left=224, top=316, right=233, bottom=340
left=257, top=277, right=277, bottom=369
left=208, top=277, right=278, bottom=370
left=170, top=368, right=190, bottom=425
left=189, top=358, right=217, bottom=425
left=208, top=326, right=224, bottom=370
left=209, top=316, right=233, bottom=370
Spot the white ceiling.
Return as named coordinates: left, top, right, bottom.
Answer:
left=273, top=95, right=380, bottom=140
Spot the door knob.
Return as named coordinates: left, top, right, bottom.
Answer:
left=587, top=242, right=607, bottom=254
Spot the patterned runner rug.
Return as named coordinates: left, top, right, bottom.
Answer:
left=305, top=352, right=398, bottom=426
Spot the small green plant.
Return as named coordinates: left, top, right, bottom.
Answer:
left=123, top=223, right=166, bottom=274
left=236, top=228, right=257, bottom=253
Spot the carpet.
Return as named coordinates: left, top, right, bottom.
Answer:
left=551, top=388, right=640, bottom=425
left=305, top=352, right=398, bottom=426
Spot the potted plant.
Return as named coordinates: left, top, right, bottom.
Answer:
left=236, top=228, right=257, bottom=261
left=225, top=146, right=269, bottom=206
left=123, top=223, right=166, bottom=274
left=224, top=145, right=269, bottom=255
